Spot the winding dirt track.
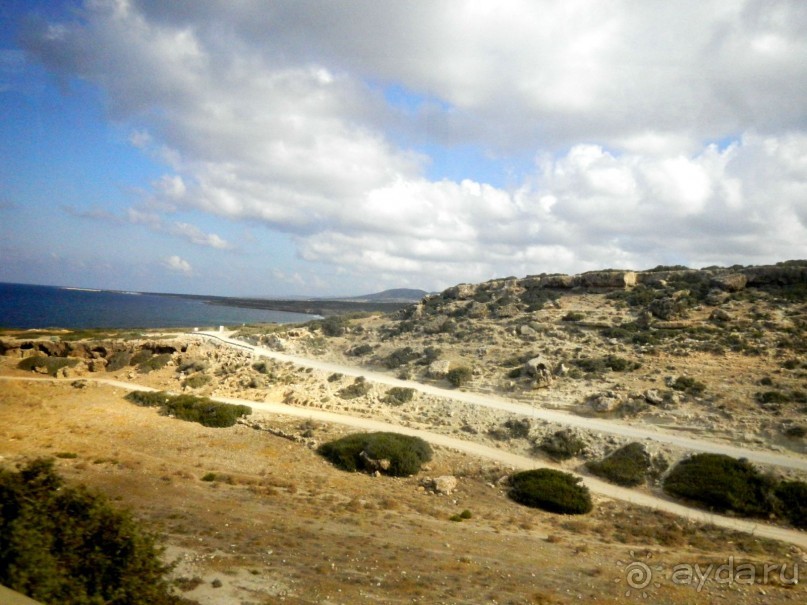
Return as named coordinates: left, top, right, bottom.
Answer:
left=2, top=373, right=806, bottom=548
left=198, top=332, right=807, bottom=473
left=5, top=348, right=806, bottom=548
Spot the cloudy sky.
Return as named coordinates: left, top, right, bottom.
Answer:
left=1, top=0, right=806, bottom=296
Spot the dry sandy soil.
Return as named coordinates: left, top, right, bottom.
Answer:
left=1, top=358, right=805, bottom=604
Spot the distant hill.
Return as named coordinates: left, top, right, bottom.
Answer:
left=345, top=288, right=429, bottom=303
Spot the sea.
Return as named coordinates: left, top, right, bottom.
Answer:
left=0, top=282, right=317, bottom=330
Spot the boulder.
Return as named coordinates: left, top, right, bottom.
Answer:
left=590, top=392, right=622, bottom=412
left=578, top=271, right=637, bottom=289
left=519, top=324, right=538, bottom=338
left=443, top=283, right=477, bottom=300
left=710, top=273, right=747, bottom=292
left=423, top=475, right=458, bottom=495
left=644, top=389, right=664, bottom=406
left=524, top=356, right=553, bottom=389
left=710, top=308, right=732, bottom=322
left=428, top=360, right=451, bottom=379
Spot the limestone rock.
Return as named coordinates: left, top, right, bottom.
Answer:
left=428, top=360, right=451, bottom=379
left=710, top=273, right=747, bottom=292
left=423, top=475, right=458, bottom=495
left=524, top=356, right=553, bottom=389
left=644, top=389, right=664, bottom=406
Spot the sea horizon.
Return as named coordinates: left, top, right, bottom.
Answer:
left=0, top=282, right=318, bottom=330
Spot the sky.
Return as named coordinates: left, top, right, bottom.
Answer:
left=1, top=0, right=806, bottom=297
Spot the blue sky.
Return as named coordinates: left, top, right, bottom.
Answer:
left=1, top=1, right=806, bottom=296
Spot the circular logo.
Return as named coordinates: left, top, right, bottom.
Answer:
left=616, top=551, right=663, bottom=599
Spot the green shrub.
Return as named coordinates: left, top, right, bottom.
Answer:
left=774, top=480, right=807, bottom=528
left=508, top=469, right=592, bottom=515
left=0, top=459, right=182, bottom=605
left=125, top=391, right=251, bottom=428
left=384, top=387, right=415, bottom=406
left=384, top=347, right=420, bottom=369
left=572, top=355, right=640, bottom=374
left=318, top=432, right=432, bottom=477
left=447, top=366, right=473, bottom=387
left=756, top=391, right=791, bottom=404
left=182, top=373, right=211, bottom=389
left=459, top=509, right=472, bottom=519
left=138, top=353, right=171, bottom=373
left=587, top=442, right=651, bottom=487
left=252, top=361, right=271, bottom=374
left=337, top=377, right=371, bottom=399
left=671, top=376, right=707, bottom=396
left=346, top=344, right=373, bottom=357
left=105, top=351, right=131, bottom=372
left=176, top=358, right=208, bottom=373
left=17, top=356, right=79, bottom=376
left=663, top=453, right=777, bottom=517
left=319, top=315, right=349, bottom=337
left=327, top=372, right=343, bottom=382
left=562, top=311, right=585, bottom=322
left=201, top=472, right=217, bottom=482
left=129, top=349, right=154, bottom=366
left=538, top=430, right=585, bottom=461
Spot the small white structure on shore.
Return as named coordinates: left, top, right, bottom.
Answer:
left=218, top=325, right=225, bottom=332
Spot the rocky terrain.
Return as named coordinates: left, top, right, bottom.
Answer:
left=1, top=261, right=806, bottom=603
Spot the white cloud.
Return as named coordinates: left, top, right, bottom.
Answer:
left=20, top=1, right=807, bottom=292
left=163, top=255, right=192, bottom=274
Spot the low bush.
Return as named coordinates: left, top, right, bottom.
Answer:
left=129, top=349, right=154, bottom=366
left=138, top=353, right=172, bottom=373
left=318, top=432, right=432, bottom=477
left=337, top=377, right=371, bottom=399
left=182, top=373, right=211, bottom=389
left=105, top=351, right=131, bottom=372
left=562, top=311, right=585, bottom=322
left=774, top=480, right=807, bottom=528
left=0, top=459, right=182, bottom=605
left=756, top=391, right=791, bottom=404
left=508, top=469, right=592, bottom=515
left=587, top=442, right=651, bottom=487
left=671, top=376, right=707, bottom=396
left=384, top=387, right=415, bottom=406
left=538, top=429, right=585, bottom=461
left=17, top=355, right=79, bottom=376
left=573, top=355, right=640, bottom=374
left=125, top=391, right=251, bottom=427
left=384, top=347, right=420, bottom=369
left=319, top=315, right=349, bottom=337
left=176, top=358, right=208, bottom=373
left=346, top=344, right=373, bottom=357
left=447, top=366, right=473, bottom=387
left=663, top=453, right=777, bottom=517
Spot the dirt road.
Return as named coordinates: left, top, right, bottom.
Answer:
left=3, top=372, right=806, bottom=549
left=197, top=331, right=807, bottom=473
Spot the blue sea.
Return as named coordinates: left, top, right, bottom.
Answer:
left=0, top=283, right=317, bottom=330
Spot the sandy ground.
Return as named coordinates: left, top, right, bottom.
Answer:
left=1, top=361, right=805, bottom=604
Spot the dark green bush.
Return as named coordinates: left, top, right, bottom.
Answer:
left=17, top=356, right=79, bottom=376
left=562, top=311, right=585, bottom=322
left=182, top=373, right=211, bottom=389
left=756, top=391, right=791, bottom=404
left=319, top=315, right=349, bottom=337
left=663, top=453, right=777, bottom=517
left=337, top=377, right=371, bottom=399
left=572, top=355, right=640, bottom=374
left=105, top=351, right=131, bottom=372
left=318, top=432, right=432, bottom=477
left=138, top=353, right=172, bottom=373
left=587, top=442, right=651, bottom=487
left=125, top=391, right=250, bottom=427
left=447, top=366, right=473, bottom=387
left=671, top=376, right=707, bottom=396
left=346, top=344, right=373, bottom=357
left=176, top=358, right=208, bottom=373
left=0, top=459, right=182, bottom=605
left=538, top=430, right=585, bottom=460
left=384, top=387, right=415, bottom=406
left=774, top=480, right=807, bottom=528
left=508, top=469, right=592, bottom=515
left=129, top=349, right=154, bottom=366
left=384, top=347, right=420, bottom=369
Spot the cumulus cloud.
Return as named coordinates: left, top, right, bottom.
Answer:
left=20, top=0, right=807, bottom=291
left=163, top=255, right=192, bottom=274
